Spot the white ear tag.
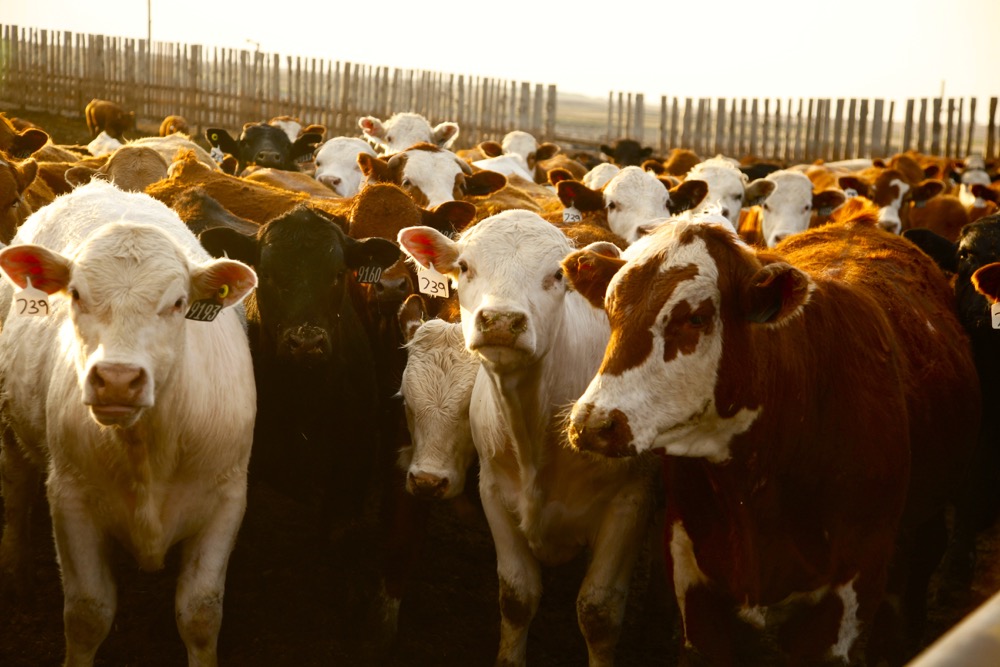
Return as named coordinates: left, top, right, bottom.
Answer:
left=563, top=204, right=582, bottom=223
left=991, top=302, right=1000, bottom=330
left=417, top=263, right=450, bottom=299
left=14, top=277, right=50, bottom=317
left=209, top=146, right=226, bottom=164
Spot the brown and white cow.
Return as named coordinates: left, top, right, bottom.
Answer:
left=563, top=199, right=979, bottom=664
left=398, top=211, right=660, bottom=666
left=0, top=180, right=257, bottom=666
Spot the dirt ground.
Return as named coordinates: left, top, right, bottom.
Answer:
left=1, top=108, right=999, bottom=667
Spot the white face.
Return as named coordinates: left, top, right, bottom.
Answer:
left=313, top=137, right=376, bottom=197
left=876, top=178, right=909, bottom=235
left=760, top=171, right=814, bottom=247
left=603, top=166, right=672, bottom=243
left=373, top=113, right=434, bottom=155
left=68, top=225, right=194, bottom=427
left=399, top=149, right=466, bottom=209
left=400, top=320, right=479, bottom=499
left=500, top=130, right=538, bottom=172
left=687, top=164, right=746, bottom=230
left=583, top=163, right=620, bottom=190
left=570, top=223, right=759, bottom=460
left=398, top=210, right=573, bottom=373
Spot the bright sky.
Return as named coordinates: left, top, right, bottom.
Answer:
left=5, top=0, right=999, bottom=103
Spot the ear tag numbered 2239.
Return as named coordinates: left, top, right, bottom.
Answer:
left=14, top=277, right=49, bottom=317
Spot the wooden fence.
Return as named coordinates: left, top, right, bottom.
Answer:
left=2, top=24, right=998, bottom=164
left=0, top=25, right=557, bottom=149
left=609, top=92, right=999, bottom=163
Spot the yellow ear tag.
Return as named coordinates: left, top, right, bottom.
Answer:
left=217, top=284, right=230, bottom=300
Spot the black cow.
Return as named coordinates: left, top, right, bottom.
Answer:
left=905, top=215, right=1000, bottom=586
left=599, top=138, right=654, bottom=167
left=206, top=122, right=323, bottom=174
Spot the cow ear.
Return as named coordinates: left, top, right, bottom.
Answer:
left=972, top=183, right=1000, bottom=204
left=812, top=189, right=846, bottom=217
left=478, top=141, right=503, bottom=158
left=0, top=244, right=72, bottom=294
left=640, top=146, right=654, bottom=159
left=561, top=245, right=625, bottom=310
left=668, top=179, right=709, bottom=214
left=429, top=200, right=476, bottom=236
left=14, top=158, right=38, bottom=193
left=65, top=165, right=100, bottom=188
left=464, top=170, right=506, bottom=197
left=838, top=175, right=869, bottom=199
left=557, top=180, right=603, bottom=211
left=190, top=259, right=257, bottom=308
left=972, top=262, right=1000, bottom=304
left=600, top=145, right=614, bottom=157
left=642, top=159, right=665, bottom=175
left=345, top=236, right=402, bottom=271
left=398, top=226, right=460, bottom=274
left=398, top=293, right=428, bottom=343
left=902, top=228, right=958, bottom=273
left=911, top=179, right=945, bottom=204
left=744, top=178, right=776, bottom=207
left=11, top=128, right=49, bottom=158
left=357, top=152, right=390, bottom=182
left=741, top=261, right=811, bottom=324
left=547, top=168, right=574, bottom=187
left=290, top=132, right=323, bottom=161
left=432, top=122, right=460, bottom=148
left=198, top=227, right=258, bottom=265
left=205, top=128, right=238, bottom=156
left=535, top=143, right=561, bottom=162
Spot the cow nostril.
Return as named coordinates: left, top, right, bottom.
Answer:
left=509, top=314, right=527, bottom=334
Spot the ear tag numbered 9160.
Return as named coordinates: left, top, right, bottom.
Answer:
left=418, top=263, right=449, bottom=299
left=356, top=265, right=383, bottom=284
left=14, top=277, right=49, bottom=317
left=185, top=284, right=229, bottom=322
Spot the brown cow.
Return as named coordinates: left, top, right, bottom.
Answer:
left=564, top=199, right=979, bottom=664
left=65, top=145, right=169, bottom=193
left=158, top=114, right=190, bottom=137
left=0, top=155, right=57, bottom=243
left=84, top=99, right=135, bottom=140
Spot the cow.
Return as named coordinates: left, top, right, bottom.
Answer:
left=0, top=179, right=258, bottom=666
left=87, top=131, right=123, bottom=157
left=562, top=199, right=980, bottom=665
left=0, top=154, right=55, bottom=243
left=600, top=138, right=655, bottom=167
left=206, top=122, right=323, bottom=175
left=0, top=112, right=50, bottom=159
left=555, top=166, right=709, bottom=244
left=838, top=168, right=944, bottom=236
left=313, top=137, right=378, bottom=197
left=359, top=112, right=460, bottom=155
left=84, top=99, right=135, bottom=140
left=686, top=156, right=768, bottom=232
left=159, top=114, right=191, bottom=137
left=397, top=308, right=479, bottom=500
left=197, top=205, right=404, bottom=645
left=65, top=144, right=170, bottom=193
left=748, top=169, right=847, bottom=247
left=397, top=210, right=661, bottom=666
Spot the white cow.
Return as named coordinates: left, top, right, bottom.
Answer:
left=0, top=180, right=257, bottom=667
left=398, top=211, right=659, bottom=667
left=753, top=169, right=846, bottom=247
left=359, top=111, right=460, bottom=155
left=87, top=130, right=123, bottom=157
left=313, top=136, right=378, bottom=197
left=582, top=162, right=620, bottom=190
left=686, top=156, right=755, bottom=231
left=397, top=317, right=479, bottom=499
left=602, top=166, right=709, bottom=244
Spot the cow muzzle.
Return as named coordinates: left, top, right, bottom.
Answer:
left=567, top=402, right=637, bottom=458
left=473, top=309, right=528, bottom=347
left=84, top=362, right=151, bottom=427
left=406, top=470, right=453, bottom=499
left=279, top=324, right=332, bottom=365
left=252, top=150, right=284, bottom=168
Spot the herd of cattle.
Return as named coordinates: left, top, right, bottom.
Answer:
left=1, top=95, right=1000, bottom=666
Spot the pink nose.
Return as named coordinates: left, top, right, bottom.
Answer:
left=88, top=362, right=147, bottom=406
left=407, top=471, right=450, bottom=498
left=567, top=404, right=637, bottom=458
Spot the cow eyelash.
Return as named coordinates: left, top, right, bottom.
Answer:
left=458, top=260, right=469, bottom=273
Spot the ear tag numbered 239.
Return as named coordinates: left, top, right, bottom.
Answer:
left=14, top=277, right=49, bottom=317
left=991, top=302, right=1000, bottom=330
left=418, top=263, right=449, bottom=299
left=563, top=202, right=582, bottom=223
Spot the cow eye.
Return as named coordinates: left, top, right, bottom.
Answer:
left=688, top=314, right=707, bottom=327
left=70, top=288, right=80, bottom=301
left=402, top=178, right=412, bottom=188
left=606, top=201, right=617, bottom=211
left=762, top=203, right=770, bottom=211
left=386, top=135, right=394, bottom=143
left=174, top=297, right=185, bottom=310
left=554, top=269, right=563, bottom=281
left=803, top=204, right=811, bottom=212
left=458, top=260, right=468, bottom=274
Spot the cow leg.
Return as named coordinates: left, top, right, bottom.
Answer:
left=174, top=484, right=247, bottom=667
left=49, top=493, right=117, bottom=667
left=480, top=485, right=541, bottom=667
left=0, top=427, right=42, bottom=599
left=577, top=485, right=653, bottom=667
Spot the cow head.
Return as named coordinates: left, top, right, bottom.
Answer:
left=600, top=139, right=654, bottom=167
left=358, top=112, right=460, bottom=155
left=398, top=210, right=575, bottom=373
left=206, top=123, right=322, bottom=174
left=563, top=221, right=809, bottom=459
left=358, top=144, right=506, bottom=209
left=0, top=156, right=38, bottom=244
left=687, top=157, right=751, bottom=231
left=0, top=113, right=50, bottom=159
left=398, top=315, right=479, bottom=499
left=0, top=223, right=256, bottom=428
left=314, top=137, right=378, bottom=197
left=199, top=206, right=401, bottom=368
left=750, top=170, right=845, bottom=247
